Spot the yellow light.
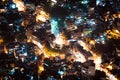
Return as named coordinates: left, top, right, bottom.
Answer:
left=106, top=29, right=120, bottom=39
left=118, top=14, right=120, bottom=18
left=89, top=40, right=95, bottom=45
left=77, top=40, right=118, bottom=80
left=38, top=65, right=44, bottom=74
left=106, top=65, right=113, bottom=70
left=2, top=0, right=5, bottom=2
left=0, top=38, right=3, bottom=44
left=36, top=15, right=47, bottom=22
left=102, top=68, right=118, bottom=80
left=113, top=14, right=117, bottom=18
left=42, top=45, right=59, bottom=57
left=36, top=10, right=50, bottom=22
left=115, top=29, right=119, bottom=33
left=13, top=0, right=26, bottom=12
left=27, top=39, right=31, bottom=43
left=4, top=46, right=8, bottom=54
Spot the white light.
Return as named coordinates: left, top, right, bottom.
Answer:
left=101, top=41, right=105, bottom=44
left=51, top=0, right=57, bottom=3
left=51, top=0, right=57, bottom=6
left=115, top=30, right=119, bottom=33
left=68, top=39, right=77, bottom=42
left=9, top=24, right=13, bottom=26
left=96, top=0, right=100, bottom=5
left=11, top=4, right=16, bottom=9
left=23, top=52, right=27, bottom=56
left=81, top=33, right=84, bottom=37
left=81, top=1, right=88, bottom=4
left=100, top=35, right=103, bottom=37
left=58, top=70, right=64, bottom=75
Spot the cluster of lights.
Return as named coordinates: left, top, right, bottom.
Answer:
left=36, top=9, right=50, bottom=22
left=0, top=0, right=119, bottom=79
left=106, top=28, right=120, bottom=39
left=78, top=40, right=118, bottom=80
left=81, top=0, right=88, bottom=4
left=13, top=0, right=26, bottom=12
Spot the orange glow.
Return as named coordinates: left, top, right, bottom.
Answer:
left=4, top=46, right=8, bottom=54
left=106, top=64, right=113, bottom=70
left=0, top=9, right=6, bottom=13
left=92, top=54, right=102, bottom=70
left=38, top=64, right=44, bottom=74
left=42, top=45, right=59, bottom=57
left=2, top=0, right=5, bottom=2
left=89, top=40, right=95, bottom=45
left=102, top=68, right=118, bottom=80
left=78, top=40, right=118, bottom=80
left=118, top=14, right=120, bottom=18
left=31, top=35, right=59, bottom=57
left=0, top=38, right=3, bottom=44
left=10, top=63, right=15, bottom=67
left=27, top=39, right=31, bottom=43
left=13, top=0, right=26, bottom=12
left=21, top=21, right=25, bottom=26
left=36, top=9, right=50, bottom=22
left=106, top=29, right=120, bottom=39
